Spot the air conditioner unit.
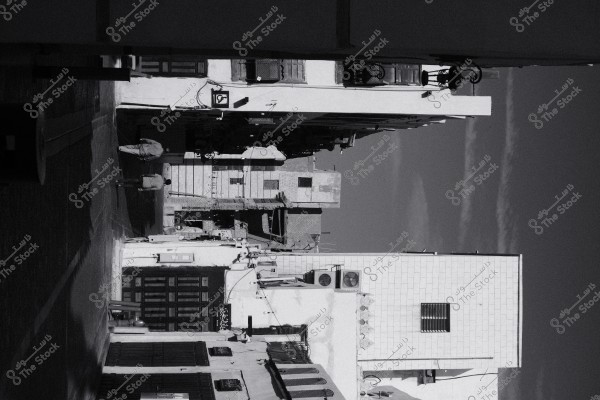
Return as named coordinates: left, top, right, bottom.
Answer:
left=304, top=270, right=336, bottom=288
left=337, top=270, right=361, bottom=291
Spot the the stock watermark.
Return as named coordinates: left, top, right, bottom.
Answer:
left=180, top=286, right=226, bottom=335
left=528, top=78, right=580, bottom=129
left=344, top=135, right=398, bottom=186
left=363, top=232, right=417, bottom=281
left=151, top=82, right=198, bottom=133
left=252, top=109, right=306, bottom=150
left=342, top=29, right=389, bottom=81
left=0, top=234, right=37, bottom=284
left=426, top=59, right=475, bottom=108
left=233, top=6, right=285, bottom=57
left=528, top=183, right=581, bottom=235
left=550, top=282, right=598, bottom=334
left=0, top=0, right=27, bottom=21
left=467, top=361, right=519, bottom=400
left=106, top=0, right=159, bottom=43
left=23, top=68, right=77, bottom=119
left=361, top=339, right=415, bottom=396
left=98, top=363, right=150, bottom=400
left=5, top=334, right=59, bottom=386
left=68, top=157, right=121, bottom=209
left=510, top=0, right=555, bottom=33
left=374, top=338, right=415, bottom=369
left=446, top=154, right=498, bottom=206
left=89, top=262, right=141, bottom=309
left=446, top=262, right=496, bottom=312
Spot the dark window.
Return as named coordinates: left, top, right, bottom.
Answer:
left=230, top=178, right=244, bottom=185
left=105, top=342, right=209, bottom=366
left=298, top=177, right=312, bottom=188
left=251, top=165, right=276, bottom=171
left=421, top=303, right=451, bottom=332
left=209, top=347, right=233, bottom=356
left=284, top=378, right=327, bottom=386
left=264, top=180, right=280, bottom=190
left=215, top=379, right=242, bottom=391
left=213, top=164, right=243, bottom=171
left=121, top=267, right=225, bottom=332
left=288, top=389, right=335, bottom=398
left=279, top=368, right=319, bottom=375
left=97, top=373, right=215, bottom=400
left=336, top=61, right=421, bottom=86
left=137, top=56, right=208, bottom=77
left=232, top=59, right=306, bottom=83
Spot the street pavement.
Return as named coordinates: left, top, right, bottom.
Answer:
left=0, top=56, right=158, bottom=400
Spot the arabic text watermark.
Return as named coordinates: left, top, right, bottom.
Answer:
left=550, top=282, right=598, bottom=334
left=446, top=154, right=498, bottom=206
left=528, top=184, right=581, bottom=235
left=510, top=0, right=555, bottom=32
left=68, top=157, right=121, bottom=209
left=344, top=135, right=398, bottom=185
left=233, top=6, right=285, bottom=57
left=528, top=78, right=580, bottom=129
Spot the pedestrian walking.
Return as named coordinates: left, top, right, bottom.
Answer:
left=115, top=174, right=171, bottom=191
left=118, top=138, right=167, bottom=161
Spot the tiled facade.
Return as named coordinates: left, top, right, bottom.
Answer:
left=270, top=253, right=522, bottom=371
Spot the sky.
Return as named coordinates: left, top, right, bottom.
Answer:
left=315, top=66, right=600, bottom=400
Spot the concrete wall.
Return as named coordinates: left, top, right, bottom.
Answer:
left=226, top=268, right=359, bottom=400
left=165, top=161, right=341, bottom=206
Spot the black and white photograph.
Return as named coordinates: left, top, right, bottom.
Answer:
left=1, top=2, right=599, bottom=400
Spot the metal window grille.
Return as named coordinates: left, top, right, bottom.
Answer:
left=137, top=56, right=208, bottom=77
left=288, top=389, right=335, bottom=398
left=232, top=59, right=305, bottom=83
left=420, top=303, right=450, bottom=332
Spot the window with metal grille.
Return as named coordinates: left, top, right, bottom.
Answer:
left=284, top=377, right=327, bottom=386
left=105, top=342, right=209, bottom=367
left=288, top=389, right=334, bottom=398
left=137, top=56, right=208, bottom=77
left=232, top=59, right=306, bottom=83
left=213, top=164, right=243, bottom=171
left=209, top=347, right=233, bottom=356
left=335, top=61, right=421, bottom=85
left=97, top=373, right=215, bottom=400
left=279, top=368, right=319, bottom=375
left=251, top=165, right=276, bottom=171
left=215, top=379, right=242, bottom=391
left=230, top=178, right=244, bottom=185
left=298, top=177, right=312, bottom=188
left=264, top=180, right=280, bottom=190
left=421, top=303, right=450, bottom=332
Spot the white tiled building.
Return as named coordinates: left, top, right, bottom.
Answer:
left=116, top=239, right=522, bottom=400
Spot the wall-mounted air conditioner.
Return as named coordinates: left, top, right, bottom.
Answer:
left=305, top=269, right=361, bottom=291
left=337, top=270, right=361, bottom=291
left=304, top=270, right=336, bottom=288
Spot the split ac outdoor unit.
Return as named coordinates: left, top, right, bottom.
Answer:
left=304, top=270, right=336, bottom=288
left=337, top=270, right=361, bottom=291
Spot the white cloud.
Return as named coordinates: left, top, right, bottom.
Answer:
left=406, top=174, right=443, bottom=251
left=496, top=68, right=520, bottom=254
left=458, top=114, right=478, bottom=248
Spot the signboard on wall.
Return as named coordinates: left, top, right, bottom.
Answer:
left=211, top=89, right=230, bottom=108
